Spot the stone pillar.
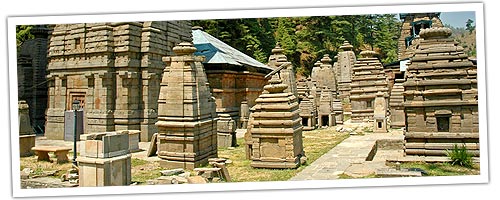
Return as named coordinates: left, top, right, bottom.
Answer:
left=247, top=75, right=306, bottom=169
left=217, top=114, right=237, bottom=147
left=373, top=92, right=388, bottom=133
left=19, top=101, right=36, bottom=157
left=156, top=42, right=218, bottom=170
left=239, top=99, right=250, bottom=129
left=77, top=132, right=131, bottom=187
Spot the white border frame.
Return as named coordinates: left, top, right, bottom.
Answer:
left=8, top=2, right=487, bottom=198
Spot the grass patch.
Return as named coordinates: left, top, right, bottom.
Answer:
left=218, top=128, right=349, bottom=182
left=20, top=153, right=74, bottom=178
left=338, top=173, right=377, bottom=179
left=396, top=162, right=480, bottom=176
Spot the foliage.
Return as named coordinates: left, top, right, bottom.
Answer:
left=398, top=162, right=479, bottom=176
left=16, top=25, right=34, bottom=49
left=446, top=144, right=474, bottom=168
left=192, top=14, right=401, bottom=77
left=466, top=19, right=476, bottom=33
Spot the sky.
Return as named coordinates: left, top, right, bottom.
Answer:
left=439, top=11, right=476, bottom=28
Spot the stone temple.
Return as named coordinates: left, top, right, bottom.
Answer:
left=350, top=50, right=389, bottom=123
left=247, top=73, right=305, bottom=169
left=155, top=42, right=218, bottom=169
left=45, top=22, right=192, bottom=141
left=403, top=27, right=479, bottom=157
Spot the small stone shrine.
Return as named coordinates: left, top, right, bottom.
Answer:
left=247, top=74, right=306, bottom=169
left=77, top=132, right=131, bottom=187
left=217, top=114, right=237, bottom=147
left=350, top=50, right=389, bottom=123
left=299, top=94, right=317, bottom=131
left=403, top=27, right=479, bottom=157
left=373, top=92, right=388, bottom=133
left=312, top=54, right=337, bottom=93
left=318, top=87, right=335, bottom=127
left=335, top=41, right=356, bottom=101
left=19, top=101, right=36, bottom=157
left=389, top=79, right=406, bottom=128
left=156, top=42, right=218, bottom=169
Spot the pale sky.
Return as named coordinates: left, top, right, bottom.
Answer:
left=440, top=11, right=476, bottom=28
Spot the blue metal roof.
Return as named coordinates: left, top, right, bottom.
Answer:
left=192, top=29, right=273, bottom=71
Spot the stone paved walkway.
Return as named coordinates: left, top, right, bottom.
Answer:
left=290, top=130, right=404, bottom=181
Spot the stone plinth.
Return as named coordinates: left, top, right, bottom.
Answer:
left=403, top=27, right=478, bottom=157
left=247, top=76, right=305, bottom=169
left=77, top=132, right=131, bottom=187
left=20, top=135, right=36, bottom=157
left=350, top=50, right=389, bottom=123
left=389, top=79, right=405, bottom=128
left=80, top=132, right=129, bottom=159
left=217, top=114, right=237, bottom=147
left=77, top=154, right=132, bottom=187
left=156, top=42, right=218, bottom=170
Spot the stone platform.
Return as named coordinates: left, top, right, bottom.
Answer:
left=290, top=128, right=404, bottom=180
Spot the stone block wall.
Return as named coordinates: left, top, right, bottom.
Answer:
left=45, top=21, right=192, bottom=141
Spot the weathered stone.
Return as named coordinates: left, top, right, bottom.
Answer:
left=246, top=74, right=305, bottom=169
left=187, top=176, right=207, bottom=184
left=389, top=79, right=405, bottom=128
left=403, top=27, right=478, bottom=157
left=160, top=168, right=184, bottom=176
left=373, top=92, right=388, bottom=133
left=350, top=50, right=389, bottom=123
left=80, top=132, right=129, bottom=158
left=45, top=22, right=193, bottom=141
left=267, top=43, right=298, bottom=97
left=156, top=42, right=218, bottom=170
left=398, top=13, right=444, bottom=60
left=77, top=153, right=131, bottom=187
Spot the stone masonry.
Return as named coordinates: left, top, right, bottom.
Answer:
left=403, top=27, right=479, bottom=157
left=389, top=79, right=405, bottom=128
left=398, top=13, right=444, bottom=60
left=267, top=43, right=298, bottom=97
left=45, top=21, right=192, bottom=141
left=247, top=74, right=305, bottom=169
left=19, top=101, right=36, bottom=157
left=350, top=50, right=389, bottom=123
left=156, top=42, right=218, bottom=169
left=335, top=41, right=356, bottom=102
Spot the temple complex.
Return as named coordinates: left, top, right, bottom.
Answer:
left=403, top=27, right=479, bottom=157
left=350, top=50, right=389, bottom=123
left=155, top=42, right=218, bottom=169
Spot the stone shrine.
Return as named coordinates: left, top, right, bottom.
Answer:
left=335, top=41, right=356, bottom=101
left=156, top=42, right=218, bottom=169
left=19, top=101, right=36, bottom=157
left=247, top=74, right=305, bottom=169
left=350, top=50, right=389, bottom=123
left=217, top=114, right=237, bottom=147
left=403, top=27, right=479, bottom=157
left=311, top=54, right=336, bottom=93
left=373, top=92, right=388, bottom=133
left=318, top=87, right=335, bottom=127
left=45, top=21, right=192, bottom=141
left=299, top=94, right=317, bottom=131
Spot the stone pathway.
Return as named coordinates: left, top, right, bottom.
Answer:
left=290, top=130, right=404, bottom=181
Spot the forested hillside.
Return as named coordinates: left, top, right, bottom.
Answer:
left=192, top=14, right=401, bottom=76
left=445, top=24, right=476, bottom=58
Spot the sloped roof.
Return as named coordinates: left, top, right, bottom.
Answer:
left=192, top=29, right=273, bottom=71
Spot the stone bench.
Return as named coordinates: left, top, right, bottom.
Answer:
left=31, top=146, right=72, bottom=163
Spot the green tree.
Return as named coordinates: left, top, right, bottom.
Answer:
left=16, top=25, right=34, bottom=50
left=466, top=19, right=475, bottom=33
